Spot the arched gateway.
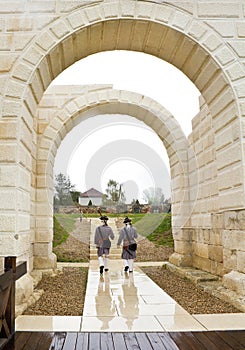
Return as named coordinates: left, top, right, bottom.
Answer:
left=0, top=0, right=245, bottom=304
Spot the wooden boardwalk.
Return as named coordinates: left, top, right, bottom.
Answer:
left=2, top=331, right=245, bottom=350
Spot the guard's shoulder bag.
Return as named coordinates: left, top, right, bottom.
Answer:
left=124, top=228, right=137, bottom=251
left=98, top=227, right=111, bottom=249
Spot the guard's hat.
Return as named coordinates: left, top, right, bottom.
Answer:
left=123, top=216, right=131, bottom=223
left=100, top=215, right=108, bottom=221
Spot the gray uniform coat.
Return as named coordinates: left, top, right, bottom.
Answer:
left=117, top=225, right=138, bottom=260
left=94, top=224, right=114, bottom=256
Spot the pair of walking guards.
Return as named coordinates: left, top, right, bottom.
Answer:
left=94, top=216, right=138, bottom=274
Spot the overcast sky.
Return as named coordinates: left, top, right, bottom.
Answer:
left=52, top=50, right=200, bottom=203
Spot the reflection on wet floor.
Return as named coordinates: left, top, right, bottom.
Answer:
left=15, top=218, right=245, bottom=333
left=80, top=260, right=206, bottom=332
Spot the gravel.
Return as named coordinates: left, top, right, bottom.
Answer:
left=142, top=266, right=241, bottom=314
left=24, top=267, right=88, bottom=316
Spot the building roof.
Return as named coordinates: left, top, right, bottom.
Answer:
left=80, top=188, right=104, bottom=198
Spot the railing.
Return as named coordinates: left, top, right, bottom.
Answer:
left=0, top=257, right=27, bottom=350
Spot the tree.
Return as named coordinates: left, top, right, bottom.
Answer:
left=143, top=187, right=165, bottom=205
left=103, top=179, right=125, bottom=205
left=54, top=173, right=76, bottom=206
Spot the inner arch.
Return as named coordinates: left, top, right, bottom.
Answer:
left=52, top=50, right=200, bottom=136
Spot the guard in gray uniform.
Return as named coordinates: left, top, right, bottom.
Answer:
left=117, top=217, right=138, bottom=273
left=94, top=215, right=115, bottom=274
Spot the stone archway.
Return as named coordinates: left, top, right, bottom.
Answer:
left=36, top=85, right=191, bottom=269
left=0, top=0, right=245, bottom=298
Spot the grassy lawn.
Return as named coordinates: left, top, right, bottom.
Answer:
left=54, top=213, right=80, bottom=233
left=53, top=216, right=69, bottom=248
left=53, top=212, right=173, bottom=249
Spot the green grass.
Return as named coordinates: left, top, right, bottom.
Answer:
left=53, top=216, right=69, bottom=248
left=147, top=213, right=173, bottom=247
left=53, top=212, right=173, bottom=251
left=54, top=213, right=79, bottom=233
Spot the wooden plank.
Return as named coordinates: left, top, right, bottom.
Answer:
left=158, top=333, right=180, bottom=350
left=48, top=332, right=66, bottom=350
left=190, top=331, right=222, bottom=350
left=100, top=333, right=114, bottom=350
left=35, top=332, right=56, bottom=350
left=89, top=333, right=100, bottom=350
left=224, top=331, right=245, bottom=348
left=22, top=332, right=44, bottom=350
left=62, top=332, right=77, bottom=350
left=135, top=333, right=154, bottom=350
left=0, top=339, right=8, bottom=350
left=3, top=332, right=32, bottom=350
left=147, top=333, right=168, bottom=350
left=0, top=271, right=13, bottom=290
left=15, top=262, right=27, bottom=281
left=215, top=331, right=245, bottom=350
left=204, top=331, right=236, bottom=350
left=169, top=332, right=197, bottom=350
left=112, top=333, right=127, bottom=350
left=124, top=333, right=140, bottom=349
left=33, top=332, right=53, bottom=350
left=75, top=333, right=89, bottom=350
left=181, top=332, right=208, bottom=350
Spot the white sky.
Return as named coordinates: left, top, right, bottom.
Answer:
left=52, top=50, right=200, bottom=203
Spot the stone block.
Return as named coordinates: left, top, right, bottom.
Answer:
left=33, top=242, right=52, bottom=256
left=223, top=270, right=245, bottom=296
left=197, top=2, right=240, bottom=18
left=209, top=230, right=222, bottom=245
left=237, top=210, right=245, bottom=230
left=229, top=41, right=245, bottom=58
left=16, top=273, right=34, bottom=305
left=172, top=11, right=190, bottom=30
left=67, top=10, right=88, bottom=29
left=237, top=21, right=245, bottom=37
left=193, top=242, right=209, bottom=259
left=237, top=251, right=245, bottom=274
left=188, top=20, right=207, bottom=40
left=210, top=260, right=225, bottom=277
left=214, top=46, right=236, bottom=66
left=136, top=1, right=153, bottom=19
left=223, top=248, right=237, bottom=271
left=50, top=20, right=70, bottom=39
left=175, top=240, right=192, bottom=255
left=35, top=229, right=53, bottom=243
left=205, top=20, right=235, bottom=38
left=12, top=62, right=33, bottom=82
left=193, top=254, right=211, bottom=273
left=6, top=79, right=25, bottom=99
left=28, top=1, right=56, bottom=13
left=226, top=62, right=245, bottom=82
left=0, top=145, right=17, bottom=163
left=33, top=252, right=57, bottom=269
left=202, top=33, right=223, bottom=52
left=224, top=211, right=239, bottom=230
left=208, top=245, right=223, bottom=263
left=172, top=229, right=192, bottom=241
left=0, top=215, right=16, bottom=232
left=169, top=252, right=192, bottom=267
left=0, top=165, right=19, bottom=187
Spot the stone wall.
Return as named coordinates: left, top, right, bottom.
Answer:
left=0, top=0, right=245, bottom=303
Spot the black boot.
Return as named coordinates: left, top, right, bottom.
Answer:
left=100, top=266, right=104, bottom=274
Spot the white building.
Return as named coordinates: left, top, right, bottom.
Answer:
left=79, top=188, right=104, bottom=206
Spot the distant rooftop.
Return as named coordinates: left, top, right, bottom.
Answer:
left=80, top=188, right=104, bottom=198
